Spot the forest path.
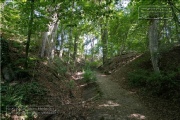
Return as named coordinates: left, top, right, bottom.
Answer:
left=87, top=72, right=158, bottom=120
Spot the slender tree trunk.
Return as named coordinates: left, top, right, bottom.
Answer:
left=163, top=20, right=171, bottom=43
left=59, top=31, right=65, bottom=58
left=101, top=23, right=108, bottom=65
left=25, top=0, right=34, bottom=69
left=148, top=19, right=160, bottom=73
left=91, top=38, right=95, bottom=62
left=68, top=28, right=73, bottom=63
left=119, top=39, right=125, bottom=55
left=73, top=35, right=78, bottom=61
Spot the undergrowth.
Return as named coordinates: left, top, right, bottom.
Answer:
left=1, top=82, right=47, bottom=119
left=51, top=57, right=67, bottom=79
left=83, top=69, right=97, bottom=83
left=81, top=62, right=97, bottom=84
left=128, top=69, right=180, bottom=100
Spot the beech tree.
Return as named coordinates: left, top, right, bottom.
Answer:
left=1, top=0, right=179, bottom=70
left=148, top=19, right=160, bottom=73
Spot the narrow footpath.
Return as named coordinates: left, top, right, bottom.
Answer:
left=87, top=72, right=159, bottom=120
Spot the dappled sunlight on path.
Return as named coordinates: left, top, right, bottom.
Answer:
left=99, top=100, right=121, bottom=107
left=87, top=72, right=158, bottom=120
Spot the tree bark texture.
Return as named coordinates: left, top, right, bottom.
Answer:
left=40, top=32, right=48, bottom=57
left=148, top=19, right=160, bottom=73
left=47, top=20, right=59, bottom=60
left=40, top=12, right=59, bottom=61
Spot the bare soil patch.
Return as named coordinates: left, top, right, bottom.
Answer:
left=87, top=72, right=159, bottom=120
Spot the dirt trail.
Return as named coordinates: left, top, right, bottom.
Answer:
left=87, top=72, right=158, bottom=120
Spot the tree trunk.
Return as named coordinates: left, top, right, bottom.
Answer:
left=40, top=11, right=59, bottom=61
left=101, top=24, right=108, bottom=65
left=48, top=21, right=59, bottom=60
left=25, top=0, right=34, bottom=69
left=91, top=38, right=95, bottom=62
left=39, top=1, right=60, bottom=60
left=148, top=19, right=160, bottom=73
left=73, top=35, right=78, bottom=61
left=40, top=32, right=48, bottom=58
left=59, top=31, right=65, bottom=58
left=68, top=28, right=73, bottom=63
left=163, top=20, right=172, bottom=43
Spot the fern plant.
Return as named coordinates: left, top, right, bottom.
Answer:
left=83, top=69, right=97, bottom=83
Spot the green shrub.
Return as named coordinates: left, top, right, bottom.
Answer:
left=146, top=72, right=179, bottom=97
left=84, top=61, right=100, bottom=70
left=67, top=80, right=76, bottom=89
left=128, top=69, right=149, bottom=87
left=128, top=69, right=180, bottom=99
left=83, top=69, right=97, bottom=83
left=53, top=57, right=67, bottom=76
left=1, top=82, right=46, bottom=113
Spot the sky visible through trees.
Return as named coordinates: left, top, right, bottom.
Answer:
left=1, top=0, right=180, bottom=119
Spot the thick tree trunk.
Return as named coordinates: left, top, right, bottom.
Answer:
left=148, top=19, right=160, bottom=73
left=25, top=0, right=34, bottom=69
left=40, top=32, right=48, bottom=58
left=48, top=21, right=59, bottom=60
left=40, top=11, right=59, bottom=61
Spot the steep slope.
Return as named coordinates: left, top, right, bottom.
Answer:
left=108, top=45, right=180, bottom=119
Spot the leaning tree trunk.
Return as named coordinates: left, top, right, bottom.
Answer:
left=148, top=19, right=160, bottom=73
